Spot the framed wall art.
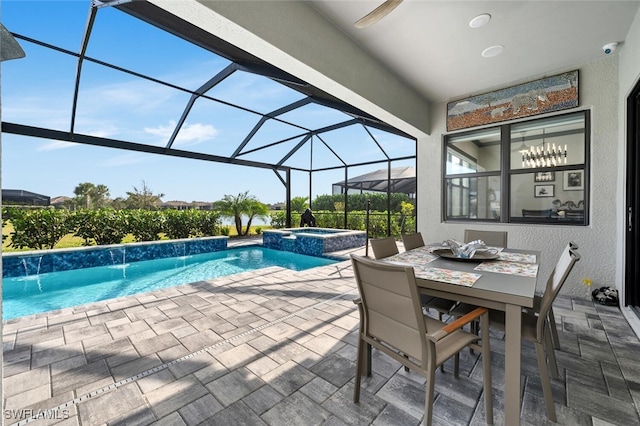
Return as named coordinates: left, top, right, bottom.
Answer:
left=446, top=70, right=579, bottom=131
left=534, top=184, right=555, bottom=198
left=534, top=171, right=555, bottom=182
left=563, top=170, right=584, bottom=190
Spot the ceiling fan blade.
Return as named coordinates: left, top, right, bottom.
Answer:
left=354, top=0, right=403, bottom=29
left=1, top=24, right=26, bottom=61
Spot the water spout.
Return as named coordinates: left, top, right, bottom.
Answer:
left=108, top=248, right=128, bottom=279
left=21, top=256, right=43, bottom=276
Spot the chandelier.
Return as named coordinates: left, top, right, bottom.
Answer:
left=519, top=129, right=567, bottom=168
left=520, top=143, right=567, bottom=168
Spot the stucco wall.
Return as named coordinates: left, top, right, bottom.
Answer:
left=417, top=58, right=619, bottom=297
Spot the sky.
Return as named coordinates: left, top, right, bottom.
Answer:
left=1, top=0, right=415, bottom=206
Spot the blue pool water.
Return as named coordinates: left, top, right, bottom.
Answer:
left=2, top=246, right=338, bottom=320
left=290, top=228, right=340, bottom=234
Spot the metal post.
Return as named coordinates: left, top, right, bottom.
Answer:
left=343, top=166, right=348, bottom=229
left=387, top=161, right=392, bottom=236
left=285, top=169, right=291, bottom=228
left=365, top=199, right=371, bottom=257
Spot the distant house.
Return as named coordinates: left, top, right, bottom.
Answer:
left=50, top=196, right=72, bottom=208
left=160, top=200, right=213, bottom=211
left=191, top=201, right=213, bottom=211
left=1, top=189, right=50, bottom=206
left=270, top=202, right=286, bottom=211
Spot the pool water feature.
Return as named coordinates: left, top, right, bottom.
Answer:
left=262, top=227, right=366, bottom=256
left=2, top=246, right=338, bottom=320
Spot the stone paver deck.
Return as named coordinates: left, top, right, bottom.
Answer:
left=3, top=240, right=640, bottom=425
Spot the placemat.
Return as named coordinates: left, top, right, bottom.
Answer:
left=413, top=265, right=482, bottom=286
left=474, top=261, right=539, bottom=277
left=385, top=249, right=438, bottom=264
left=497, top=252, right=537, bottom=264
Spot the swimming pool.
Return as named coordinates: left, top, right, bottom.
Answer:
left=2, top=246, right=339, bottom=320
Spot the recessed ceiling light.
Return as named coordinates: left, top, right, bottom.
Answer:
left=482, top=45, right=504, bottom=58
left=469, top=13, right=491, bottom=28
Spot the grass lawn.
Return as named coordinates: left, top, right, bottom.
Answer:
left=2, top=222, right=269, bottom=253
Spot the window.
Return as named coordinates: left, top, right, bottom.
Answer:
left=443, top=110, right=589, bottom=225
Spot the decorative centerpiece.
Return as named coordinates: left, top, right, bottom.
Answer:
left=433, top=239, right=499, bottom=261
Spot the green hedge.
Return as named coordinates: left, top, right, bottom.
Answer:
left=2, top=207, right=222, bottom=250
left=269, top=209, right=415, bottom=238
left=311, top=193, right=413, bottom=212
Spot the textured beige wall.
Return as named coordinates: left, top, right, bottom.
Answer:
left=417, top=58, right=619, bottom=298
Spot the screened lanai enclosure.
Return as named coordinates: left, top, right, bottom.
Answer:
left=1, top=1, right=416, bottom=233
left=332, top=166, right=416, bottom=198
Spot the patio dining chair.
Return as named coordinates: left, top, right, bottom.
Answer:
left=526, top=241, right=579, bottom=353
left=350, top=254, right=493, bottom=426
left=464, top=229, right=508, bottom=248
left=401, top=232, right=426, bottom=251
left=369, top=236, right=399, bottom=259
left=489, top=246, right=580, bottom=422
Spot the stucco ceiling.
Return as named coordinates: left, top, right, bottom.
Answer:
left=307, top=0, right=640, bottom=103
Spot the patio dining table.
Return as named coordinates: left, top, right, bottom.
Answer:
left=382, top=244, right=540, bottom=425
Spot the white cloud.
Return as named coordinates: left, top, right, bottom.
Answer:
left=37, top=141, right=76, bottom=151
left=83, top=123, right=120, bottom=139
left=144, top=120, right=219, bottom=147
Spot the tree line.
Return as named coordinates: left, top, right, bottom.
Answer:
left=63, top=181, right=166, bottom=210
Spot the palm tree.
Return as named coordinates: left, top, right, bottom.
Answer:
left=289, top=196, right=309, bottom=213
left=214, top=191, right=269, bottom=236
left=243, top=198, right=269, bottom=235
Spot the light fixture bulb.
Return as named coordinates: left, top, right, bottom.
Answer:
left=469, top=13, right=491, bottom=28
left=482, top=45, right=504, bottom=58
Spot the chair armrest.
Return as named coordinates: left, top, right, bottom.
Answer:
left=430, top=307, right=487, bottom=341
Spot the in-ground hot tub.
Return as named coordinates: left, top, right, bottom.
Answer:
left=262, top=227, right=366, bottom=256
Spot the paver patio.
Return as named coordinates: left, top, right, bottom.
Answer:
left=2, top=240, right=639, bottom=425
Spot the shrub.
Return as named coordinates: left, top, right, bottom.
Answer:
left=346, top=211, right=366, bottom=230
left=314, top=210, right=343, bottom=229
left=9, top=208, right=73, bottom=250
left=196, top=210, right=221, bottom=236
left=128, top=209, right=164, bottom=241
left=270, top=211, right=287, bottom=228
left=163, top=209, right=199, bottom=239
left=73, top=208, right=129, bottom=245
left=220, top=227, right=230, bottom=236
